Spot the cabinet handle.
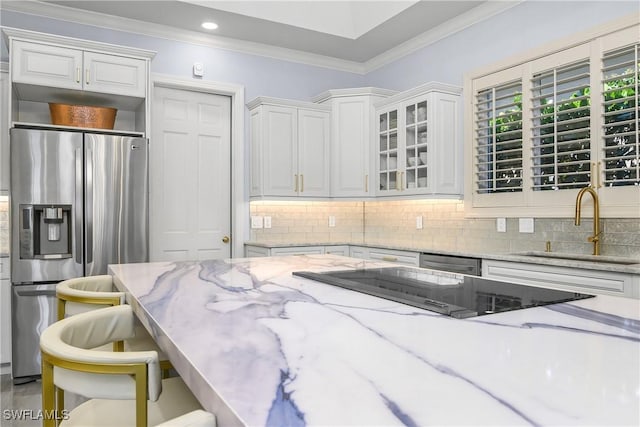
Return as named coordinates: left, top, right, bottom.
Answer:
left=365, top=174, right=368, bottom=193
left=76, top=67, right=81, bottom=83
left=401, top=172, right=405, bottom=191
left=294, top=174, right=298, bottom=192
left=396, top=171, right=400, bottom=191
left=596, top=162, right=602, bottom=188
left=300, top=174, right=304, bottom=193
left=382, top=256, right=398, bottom=262
left=85, top=69, right=90, bottom=85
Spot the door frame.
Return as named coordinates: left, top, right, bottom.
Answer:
left=151, top=73, right=246, bottom=258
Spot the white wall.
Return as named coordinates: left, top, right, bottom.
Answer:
left=365, top=0, right=640, bottom=90
left=3, top=1, right=638, bottom=102
left=0, top=10, right=365, bottom=101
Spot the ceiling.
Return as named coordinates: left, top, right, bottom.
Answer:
left=38, top=0, right=487, bottom=62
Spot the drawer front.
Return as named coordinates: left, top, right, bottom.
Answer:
left=270, top=246, right=324, bottom=256
left=482, top=260, right=633, bottom=297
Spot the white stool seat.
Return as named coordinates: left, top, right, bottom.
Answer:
left=41, top=305, right=204, bottom=427
left=155, top=410, right=216, bottom=427
left=57, top=275, right=172, bottom=368
left=60, top=377, right=203, bottom=427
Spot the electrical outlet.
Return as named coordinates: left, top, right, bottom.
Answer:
left=519, top=218, right=534, bottom=233
left=496, top=217, right=506, bottom=233
left=250, top=216, right=263, bottom=229
left=416, top=216, right=423, bottom=230
left=328, top=215, right=336, bottom=227
left=263, top=216, right=272, bottom=229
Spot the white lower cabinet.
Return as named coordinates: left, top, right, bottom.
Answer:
left=482, top=259, right=639, bottom=299
left=324, top=245, right=350, bottom=256
left=1, top=258, right=11, bottom=367
left=270, top=246, right=325, bottom=256
left=245, top=245, right=350, bottom=257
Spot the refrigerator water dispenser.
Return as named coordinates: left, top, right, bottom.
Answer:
left=19, top=204, right=73, bottom=259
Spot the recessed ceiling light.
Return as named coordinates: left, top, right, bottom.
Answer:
left=201, top=22, right=218, bottom=30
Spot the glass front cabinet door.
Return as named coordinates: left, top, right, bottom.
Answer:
left=404, top=99, right=429, bottom=192
left=375, top=84, right=462, bottom=197
left=378, top=107, right=399, bottom=193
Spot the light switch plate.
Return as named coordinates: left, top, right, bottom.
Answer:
left=416, top=216, right=423, bottom=230
left=263, top=216, right=272, bottom=229
left=328, top=215, right=336, bottom=227
left=519, top=218, right=534, bottom=233
left=496, top=217, right=506, bottom=233
left=250, top=216, right=263, bottom=229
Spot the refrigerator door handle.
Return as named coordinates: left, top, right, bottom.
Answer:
left=75, top=147, right=83, bottom=265
left=86, top=148, right=93, bottom=264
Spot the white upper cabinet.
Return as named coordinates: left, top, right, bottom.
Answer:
left=249, top=97, right=330, bottom=198
left=313, top=88, right=396, bottom=198
left=375, top=83, right=463, bottom=197
left=82, top=51, right=146, bottom=98
left=4, top=28, right=155, bottom=135
left=12, top=41, right=83, bottom=91
left=12, top=40, right=147, bottom=98
left=1, top=68, right=9, bottom=191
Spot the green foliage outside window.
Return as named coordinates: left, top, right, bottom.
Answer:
left=484, top=66, right=638, bottom=191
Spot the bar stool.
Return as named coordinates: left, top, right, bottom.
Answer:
left=56, top=275, right=173, bottom=374
left=156, top=410, right=216, bottom=427
left=40, top=305, right=206, bottom=427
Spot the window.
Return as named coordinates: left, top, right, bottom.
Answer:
left=475, top=80, right=523, bottom=194
left=466, top=17, right=640, bottom=217
left=531, top=60, right=591, bottom=191
left=602, top=44, right=639, bottom=187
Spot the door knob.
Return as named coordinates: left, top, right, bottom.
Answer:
left=222, top=236, right=230, bottom=244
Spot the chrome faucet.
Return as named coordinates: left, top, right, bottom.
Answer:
left=574, top=186, right=601, bottom=256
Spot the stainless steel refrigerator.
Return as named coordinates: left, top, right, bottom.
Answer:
left=9, top=128, right=148, bottom=383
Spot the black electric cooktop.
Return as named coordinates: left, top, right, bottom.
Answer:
left=292, top=267, right=594, bottom=318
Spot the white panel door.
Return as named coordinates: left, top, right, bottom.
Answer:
left=298, top=108, right=330, bottom=197
left=331, top=98, right=369, bottom=197
left=84, top=51, right=146, bottom=97
left=151, top=86, right=231, bottom=261
left=263, top=105, right=297, bottom=196
left=12, top=40, right=82, bottom=90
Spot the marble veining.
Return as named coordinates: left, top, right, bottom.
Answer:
left=109, top=255, right=640, bottom=427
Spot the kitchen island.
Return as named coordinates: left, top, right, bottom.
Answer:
left=109, top=255, right=639, bottom=426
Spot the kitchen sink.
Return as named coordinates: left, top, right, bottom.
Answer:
left=513, top=251, right=640, bottom=265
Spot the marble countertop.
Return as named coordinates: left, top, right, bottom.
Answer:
left=110, top=255, right=639, bottom=426
left=244, top=241, right=640, bottom=274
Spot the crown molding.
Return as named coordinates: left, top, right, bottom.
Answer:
left=362, top=0, right=524, bottom=73
left=311, top=87, right=398, bottom=103
left=247, top=96, right=332, bottom=111
left=374, top=81, right=462, bottom=108
left=1, top=1, right=366, bottom=75
left=2, top=27, right=156, bottom=59
left=2, top=0, right=523, bottom=76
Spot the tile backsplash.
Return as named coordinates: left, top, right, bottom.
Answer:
left=250, top=200, right=640, bottom=258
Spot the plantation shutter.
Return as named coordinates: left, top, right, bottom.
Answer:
left=475, top=80, right=523, bottom=193
left=602, top=43, right=639, bottom=187
left=531, top=59, right=591, bottom=191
